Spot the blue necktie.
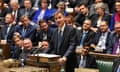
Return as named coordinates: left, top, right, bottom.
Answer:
left=80, top=32, right=87, bottom=47
left=22, top=28, right=26, bottom=38
left=5, top=26, right=10, bottom=40
left=57, top=30, right=62, bottom=53
left=117, top=65, right=120, bottom=72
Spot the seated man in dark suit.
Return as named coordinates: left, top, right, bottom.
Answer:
left=19, top=0, right=36, bottom=20
left=0, top=13, right=16, bottom=44
left=74, top=3, right=92, bottom=27
left=13, top=38, right=40, bottom=60
left=12, top=34, right=23, bottom=59
left=14, top=15, right=37, bottom=43
left=75, top=19, right=95, bottom=52
left=107, top=22, right=120, bottom=54
left=112, top=57, right=120, bottom=72
left=76, top=44, right=97, bottom=68
left=91, top=21, right=111, bottom=53
left=37, top=19, right=55, bottom=43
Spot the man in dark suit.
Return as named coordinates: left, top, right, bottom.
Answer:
left=76, top=19, right=95, bottom=49
left=19, top=0, right=36, bottom=20
left=0, top=13, right=15, bottom=44
left=76, top=44, right=97, bottom=68
left=112, top=58, right=120, bottom=72
left=91, top=21, right=111, bottom=53
left=37, top=19, right=55, bottom=42
left=14, top=15, right=37, bottom=43
left=74, top=3, right=92, bottom=27
left=7, top=0, right=21, bottom=24
left=107, top=22, right=120, bottom=54
left=45, top=11, right=77, bottom=72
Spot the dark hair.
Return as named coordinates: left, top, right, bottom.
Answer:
left=116, top=0, right=120, bottom=2
left=6, top=13, right=14, bottom=20
left=40, top=0, right=50, bottom=6
left=13, top=34, right=22, bottom=41
left=54, top=11, right=64, bottom=17
left=79, top=3, right=88, bottom=8
left=39, top=19, right=47, bottom=26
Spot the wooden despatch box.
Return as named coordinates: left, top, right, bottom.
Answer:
left=26, top=54, right=61, bottom=72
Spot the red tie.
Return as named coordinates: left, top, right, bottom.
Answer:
left=13, top=11, right=16, bottom=21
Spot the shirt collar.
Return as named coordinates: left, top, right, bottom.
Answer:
left=58, top=23, right=65, bottom=32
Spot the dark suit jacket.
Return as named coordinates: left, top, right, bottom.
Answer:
left=77, top=55, right=97, bottom=68
left=76, top=29, right=95, bottom=46
left=37, top=27, right=55, bottom=42
left=19, top=8, right=36, bottom=20
left=12, top=47, right=41, bottom=59
left=90, top=13, right=111, bottom=27
left=112, top=58, right=120, bottom=72
left=93, top=31, right=111, bottom=53
left=14, top=24, right=37, bottom=42
left=45, top=25, right=77, bottom=72
left=74, top=12, right=92, bottom=27
left=0, top=24, right=15, bottom=43
left=107, top=32, right=119, bottom=54
left=7, top=8, right=21, bottom=23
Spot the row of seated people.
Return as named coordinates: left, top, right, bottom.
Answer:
left=2, top=11, right=119, bottom=72
left=0, top=0, right=120, bottom=72
left=0, top=0, right=118, bottom=29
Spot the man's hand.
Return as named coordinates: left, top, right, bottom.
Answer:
left=58, top=56, right=67, bottom=65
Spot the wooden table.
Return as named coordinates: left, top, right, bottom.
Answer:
left=0, top=62, right=48, bottom=72
left=0, top=43, right=10, bottom=59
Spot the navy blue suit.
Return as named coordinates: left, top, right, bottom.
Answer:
left=76, top=29, right=95, bottom=46
left=77, top=55, right=97, bottom=68
left=107, top=32, right=118, bottom=54
left=14, top=24, right=37, bottom=42
left=93, top=31, right=111, bottom=53
left=0, top=24, right=15, bottom=43
left=45, top=25, right=77, bottom=72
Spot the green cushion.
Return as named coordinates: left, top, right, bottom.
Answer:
left=96, top=60, right=113, bottom=72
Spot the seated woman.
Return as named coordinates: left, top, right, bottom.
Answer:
left=90, top=3, right=111, bottom=32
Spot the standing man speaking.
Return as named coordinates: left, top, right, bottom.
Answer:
left=45, top=11, right=77, bottom=72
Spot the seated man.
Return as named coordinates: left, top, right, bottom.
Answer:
left=91, top=21, right=111, bottom=53
left=112, top=57, right=120, bottom=72
left=40, top=40, right=49, bottom=52
left=12, top=34, right=23, bottom=59
left=23, top=38, right=40, bottom=58
left=76, top=44, right=98, bottom=68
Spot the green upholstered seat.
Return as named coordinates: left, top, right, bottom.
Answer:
left=96, top=60, right=113, bottom=72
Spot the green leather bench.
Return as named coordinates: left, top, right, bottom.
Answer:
left=96, top=60, right=113, bottom=72
left=90, top=52, right=118, bottom=72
